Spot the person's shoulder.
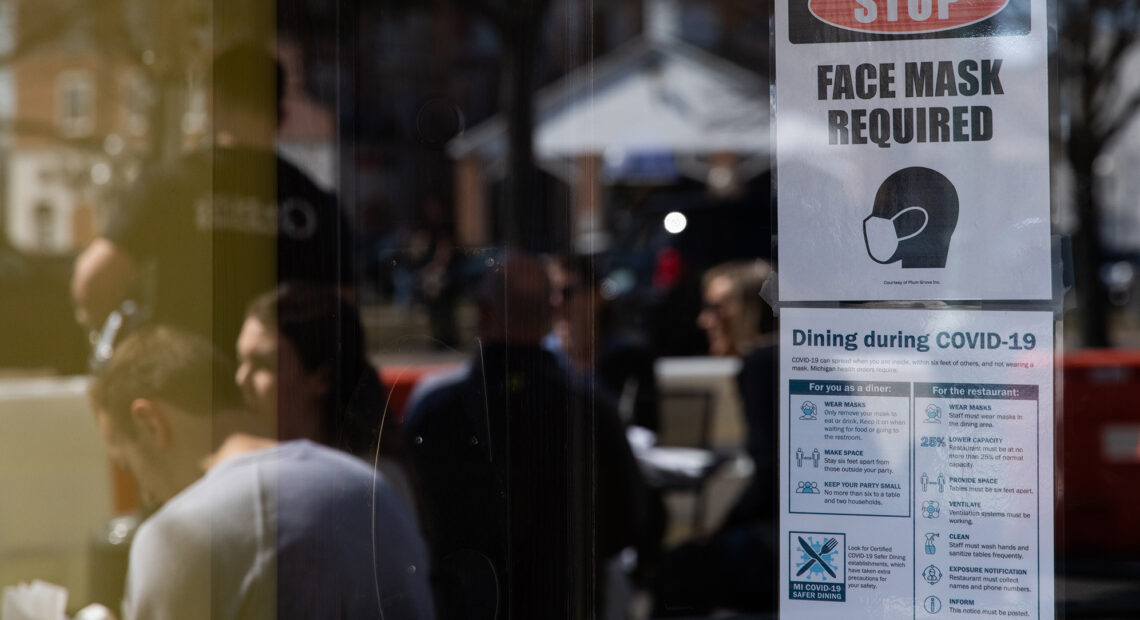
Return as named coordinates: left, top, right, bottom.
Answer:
left=404, top=362, right=471, bottom=427
left=131, top=486, right=215, bottom=566
left=273, top=152, right=311, bottom=178
left=234, top=439, right=369, bottom=481
left=280, top=440, right=407, bottom=496
left=741, top=343, right=778, bottom=373
left=121, top=150, right=207, bottom=201
left=271, top=441, right=419, bottom=521
left=126, top=505, right=213, bottom=619
left=142, top=455, right=270, bottom=531
left=274, top=153, right=334, bottom=199
left=147, top=468, right=222, bottom=519
left=278, top=439, right=370, bottom=472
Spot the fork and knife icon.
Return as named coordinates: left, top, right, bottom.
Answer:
left=796, top=536, right=838, bottom=578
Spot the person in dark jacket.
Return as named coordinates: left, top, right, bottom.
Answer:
left=404, top=253, right=648, bottom=620
left=654, top=260, right=778, bottom=617
left=556, top=254, right=660, bottom=432
left=71, top=44, right=354, bottom=358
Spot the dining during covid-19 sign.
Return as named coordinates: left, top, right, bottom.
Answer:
left=775, top=0, right=1051, bottom=302
left=778, top=308, right=1055, bottom=620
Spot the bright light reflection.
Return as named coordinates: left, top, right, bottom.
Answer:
left=664, top=211, right=687, bottom=234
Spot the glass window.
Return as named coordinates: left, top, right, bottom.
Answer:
left=55, top=70, right=94, bottom=138
left=2, top=0, right=1140, bottom=618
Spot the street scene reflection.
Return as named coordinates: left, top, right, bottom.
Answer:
left=1, top=0, right=1139, bottom=618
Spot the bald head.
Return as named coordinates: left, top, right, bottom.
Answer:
left=476, top=253, right=552, bottom=345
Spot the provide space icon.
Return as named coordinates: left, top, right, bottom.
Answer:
left=863, top=167, right=958, bottom=268
left=921, top=472, right=946, bottom=493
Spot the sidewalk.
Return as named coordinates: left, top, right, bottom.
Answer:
left=361, top=301, right=475, bottom=366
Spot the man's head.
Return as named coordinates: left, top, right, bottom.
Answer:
left=89, top=326, right=247, bottom=506
left=475, top=253, right=552, bottom=345
left=697, top=260, right=773, bottom=357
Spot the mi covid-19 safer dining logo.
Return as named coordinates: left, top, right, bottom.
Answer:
left=790, top=0, right=1030, bottom=43
left=789, top=532, right=847, bottom=602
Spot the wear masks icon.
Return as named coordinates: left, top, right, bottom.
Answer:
left=863, top=206, right=929, bottom=264
left=862, top=167, right=958, bottom=268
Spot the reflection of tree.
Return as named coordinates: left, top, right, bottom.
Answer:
left=0, top=0, right=211, bottom=234
left=454, top=0, right=552, bottom=247
left=1060, top=0, right=1140, bottom=347
left=3, top=0, right=209, bottom=157
left=386, top=0, right=550, bottom=247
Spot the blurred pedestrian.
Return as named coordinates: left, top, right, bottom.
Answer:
left=71, top=43, right=355, bottom=359
left=417, top=197, right=461, bottom=350
left=541, top=254, right=572, bottom=356
left=89, top=326, right=433, bottom=619
left=554, top=254, right=668, bottom=598
left=403, top=253, right=648, bottom=619
left=558, top=254, right=660, bottom=431
left=653, top=259, right=777, bottom=617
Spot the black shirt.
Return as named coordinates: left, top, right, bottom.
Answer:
left=404, top=344, right=646, bottom=618
left=105, top=147, right=354, bottom=354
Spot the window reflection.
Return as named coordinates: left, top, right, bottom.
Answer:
left=0, top=0, right=1138, bottom=618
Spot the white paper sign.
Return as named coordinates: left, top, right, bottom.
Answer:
left=779, top=307, right=1054, bottom=619
left=775, top=0, right=1051, bottom=301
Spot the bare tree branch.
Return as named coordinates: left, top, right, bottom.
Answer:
left=1102, top=29, right=1133, bottom=75
left=1100, top=90, right=1140, bottom=147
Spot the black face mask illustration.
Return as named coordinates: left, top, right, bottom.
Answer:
left=862, top=167, right=958, bottom=268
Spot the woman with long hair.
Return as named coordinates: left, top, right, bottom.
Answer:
left=235, top=284, right=417, bottom=509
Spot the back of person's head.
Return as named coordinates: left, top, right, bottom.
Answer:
left=246, top=284, right=388, bottom=457
left=475, top=252, right=552, bottom=345
left=90, top=326, right=243, bottom=436
left=701, top=260, right=774, bottom=354
left=212, top=42, right=284, bottom=127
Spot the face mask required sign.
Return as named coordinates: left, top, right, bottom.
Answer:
left=774, top=0, right=1051, bottom=301
left=779, top=307, right=1054, bottom=619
